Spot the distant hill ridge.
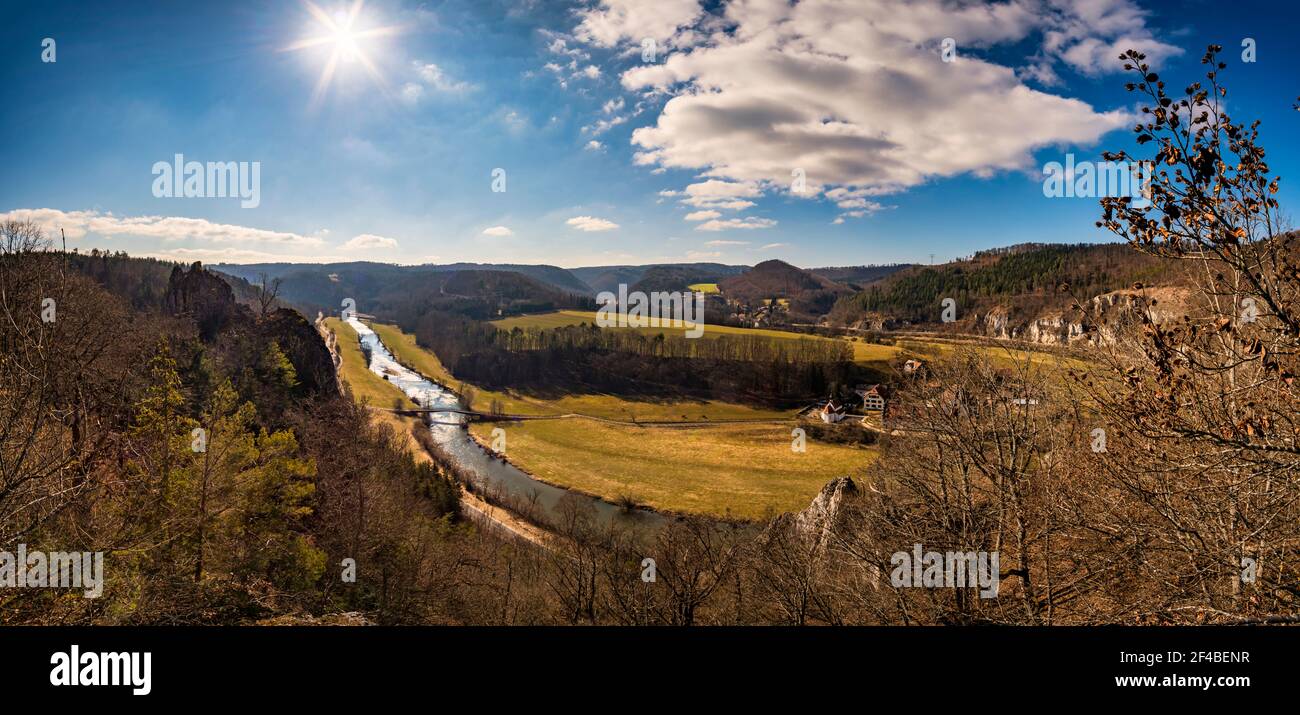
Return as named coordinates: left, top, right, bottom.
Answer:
left=720, top=259, right=853, bottom=300
left=829, top=242, right=1185, bottom=328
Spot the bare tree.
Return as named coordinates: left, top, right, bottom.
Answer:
left=255, top=271, right=282, bottom=318
left=0, top=219, right=50, bottom=255
left=1083, top=45, right=1300, bottom=623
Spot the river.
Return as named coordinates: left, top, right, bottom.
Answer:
left=346, top=317, right=664, bottom=529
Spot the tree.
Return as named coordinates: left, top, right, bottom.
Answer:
left=188, top=379, right=259, bottom=584
left=0, top=218, right=49, bottom=255
left=1085, top=45, right=1299, bottom=622
left=254, top=272, right=282, bottom=318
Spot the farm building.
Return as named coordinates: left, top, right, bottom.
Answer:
left=819, top=400, right=848, bottom=423
left=854, top=384, right=889, bottom=412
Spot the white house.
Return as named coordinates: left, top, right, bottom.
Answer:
left=819, top=400, right=847, bottom=423
left=855, top=384, right=887, bottom=412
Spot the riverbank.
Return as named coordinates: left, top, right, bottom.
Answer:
left=371, top=411, right=551, bottom=548
left=323, top=317, right=559, bottom=542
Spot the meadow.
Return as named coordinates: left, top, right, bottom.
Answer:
left=323, top=317, right=409, bottom=406
left=469, top=419, right=876, bottom=520
left=360, top=319, right=873, bottom=518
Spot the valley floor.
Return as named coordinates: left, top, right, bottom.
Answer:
left=325, top=317, right=877, bottom=519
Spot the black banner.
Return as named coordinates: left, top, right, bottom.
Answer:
left=0, top=626, right=1288, bottom=703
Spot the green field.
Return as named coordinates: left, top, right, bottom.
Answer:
left=688, top=282, right=720, bottom=294
left=470, top=419, right=876, bottom=520
left=491, top=310, right=901, bottom=364
left=323, top=317, right=410, bottom=407
left=889, top=333, right=1089, bottom=372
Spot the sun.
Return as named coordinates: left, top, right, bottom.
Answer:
left=284, top=0, right=403, bottom=107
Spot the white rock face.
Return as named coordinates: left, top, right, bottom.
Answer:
left=790, top=476, right=859, bottom=556
left=976, top=288, right=1191, bottom=346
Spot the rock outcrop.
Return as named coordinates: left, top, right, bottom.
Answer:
left=768, top=476, right=859, bottom=558
left=165, top=262, right=340, bottom=398
left=260, top=308, right=341, bottom=399
left=974, top=286, right=1192, bottom=346
left=164, top=261, right=238, bottom=341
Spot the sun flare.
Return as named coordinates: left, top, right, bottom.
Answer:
left=284, top=0, right=402, bottom=107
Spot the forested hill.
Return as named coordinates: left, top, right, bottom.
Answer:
left=829, top=242, right=1183, bottom=326
left=213, top=262, right=595, bottom=320
left=3, top=248, right=462, bottom=624
left=571, top=262, right=747, bottom=294
left=808, top=264, right=911, bottom=289
left=217, top=260, right=590, bottom=295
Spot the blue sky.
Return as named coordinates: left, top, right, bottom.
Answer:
left=2, top=0, right=1296, bottom=268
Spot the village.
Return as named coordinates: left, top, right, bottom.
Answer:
left=803, top=357, right=1045, bottom=436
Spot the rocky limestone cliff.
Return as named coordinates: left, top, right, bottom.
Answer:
left=165, top=262, right=340, bottom=398
left=768, top=476, right=859, bottom=558
left=165, top=261, right=239, bottom=341
left=975, top=286, right=1192, bottom=346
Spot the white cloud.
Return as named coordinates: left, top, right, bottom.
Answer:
left=579, top=65, right=602, bottom=80
left=574, top=0, right=705, bottom=48
left=546, top=35, right=590, bottom=60
left=342, top=234, right=400, bottom=250
left=579, top=0, right=1157, bottom=223
left=695, top=217, right=777, bottom=232
left=1041, top=0, right=1183, bottom=77
left=0, top=208, right=326, bottom=247
left=685, top=180, right=761, bottom=200
left=759, top=243, right=788, bottom=250
left=704, top=239, right=749, bottom=246
left=500, top=110, right=527, bottom=132
left=679, top=180, right=763, bottom=209
left=400, top=61, right=471, bottom=104
left=138, top=247, right=351, bottom=264
left=481, top=225, right=514, bottom=237
left=684, top=209, right=721, bottom=221
left=566, top=215, right=620, bottom=232
left=585, top=140, right=605, bottom=151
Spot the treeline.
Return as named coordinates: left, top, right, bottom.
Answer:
left=396, top=310, right=857, bottom=405
left=830, top=242, right=1180, bottom=324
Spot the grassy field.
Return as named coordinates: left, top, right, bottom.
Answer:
left=470, top=419, right=876, bottom=520
left=326, top=315, right=1078, bottom=519
left=371, top=320, right=795, bottom=420
left=688, top=282, right=719, bottom=293
left=322, top=317, right=410, bottom=407
left=370, top=322, right=458, bottom=385
left=491, top=310, right=901, bottom=364
left=365, top=319, right=866, bottom=517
